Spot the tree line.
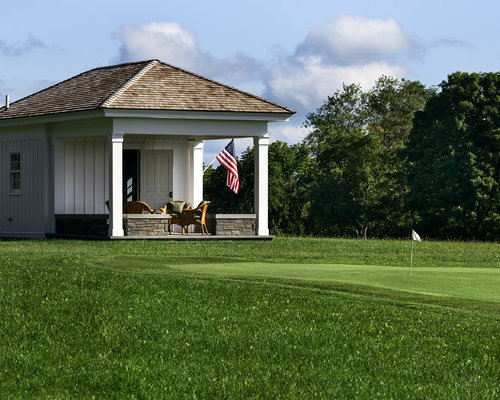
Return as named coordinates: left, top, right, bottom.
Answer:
left=204, top=72, right=500, bottom=241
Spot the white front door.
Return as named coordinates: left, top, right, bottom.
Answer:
left=140, top=150, right=173, bottom=210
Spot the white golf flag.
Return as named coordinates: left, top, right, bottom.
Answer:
left=412, top=229, right=421, bottom=241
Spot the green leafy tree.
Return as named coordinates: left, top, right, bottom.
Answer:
left=267, top=141, right=313, bottom=235
left=304, top=84, right=376, bottom=237
left=304, top=77, right=431, bottom=238
left=407, top=72, right=500, bottom=240
left=366, top=76, right=434, bottom=236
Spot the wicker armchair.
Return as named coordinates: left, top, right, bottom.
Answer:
left=168, top=201, right=211, bottom=235
left=162, top=201, right=190, bottom=233
left=123, top=201, right=154, bottom=214
left=105, top=200, right=154, bottom=214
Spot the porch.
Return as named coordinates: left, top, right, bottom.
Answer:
left=52, top=132, right=271, bottom=238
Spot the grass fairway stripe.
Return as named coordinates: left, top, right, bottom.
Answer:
left=171, top=263, right=500, bottom=302
left=102, top=256, right=500, bottom=308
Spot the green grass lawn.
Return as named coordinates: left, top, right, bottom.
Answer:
left=0, top=238, right=499, bottom=398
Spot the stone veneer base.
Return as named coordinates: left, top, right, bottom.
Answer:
left=206, top=214, right=256, bottom=236
left=55, top=213, right=257, bottom=237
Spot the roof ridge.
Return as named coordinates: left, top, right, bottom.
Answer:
left=100, top=60, right=159, bottom=108
left=0, top=60, right=154, bottom=113
left=156, top=60, right=295, bottom=114
left=88, top=59, right=158, bottom=73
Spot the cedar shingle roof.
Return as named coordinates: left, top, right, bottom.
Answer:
left=0, top=60, right=294, bottom=120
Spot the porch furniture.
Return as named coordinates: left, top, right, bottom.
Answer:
left=123, top=201, right=155, bottom=214
left=169, top=201, right=211, bottom=235
left=163, top=201, right=189, bottom=234
left=159, top=200, right=190, bottom=216
left=106, top=200, right=155, bottom=214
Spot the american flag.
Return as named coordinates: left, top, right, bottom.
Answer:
left=216, top=139, right=239, bottom=194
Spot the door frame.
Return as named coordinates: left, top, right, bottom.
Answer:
left=123, top=149, right=140, bottom=203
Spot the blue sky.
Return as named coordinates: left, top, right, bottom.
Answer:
left=1, top=0, right=499, bottom=160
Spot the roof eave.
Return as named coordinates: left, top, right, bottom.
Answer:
left=0, top=107, right=294, bottom=128
left=0, top=109, right=106, bottom=127
left=102, top=108, right=294, bottom=122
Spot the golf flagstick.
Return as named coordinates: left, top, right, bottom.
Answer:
left=410, top=238, right=414, bottom=276
left=410, top=229, right=421, bottom=275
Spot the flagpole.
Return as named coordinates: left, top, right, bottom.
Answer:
left=410, top=237, right=414, bottom=276
left=203, top=158, right=217, bottom=174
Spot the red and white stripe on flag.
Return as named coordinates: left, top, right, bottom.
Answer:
left=216, top=139, right=239, bottom=194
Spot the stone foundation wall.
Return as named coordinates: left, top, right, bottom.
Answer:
left=124, top=215, right=171, bottom=236
left=125, top=214, right=256, bottom=236
left=55, top=214, right=257, bottom=237
left=206, top=214, right=256, bottom=236
left=55, top=215, right=108, bottom=237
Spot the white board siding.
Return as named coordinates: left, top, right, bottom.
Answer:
left=95, top=139, right=107, bottom=214
left=84, top=140, right=95, bottom=213
left=0, top=136, right=46, bottom=236
left=55, top=138, right=109, bottom=214
left=74, top=139, right=85, bottom=214
left=54, top=137, right=195, bottom=214
left=64, top=140, right=75, bottom=213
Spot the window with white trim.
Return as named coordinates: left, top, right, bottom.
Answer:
left=10, top=152, right=21, bottom=194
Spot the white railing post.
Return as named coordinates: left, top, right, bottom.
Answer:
left=108, top=133, right=124, bottom=237
left=254, top=135, right=269, bottom=236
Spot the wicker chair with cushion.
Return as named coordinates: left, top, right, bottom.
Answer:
left=159, top=200, right=190, bottom=216
left=163, top=201, right=190, bottom=233
left=169, top=200, right=211, bottom=235
left=123, top=201, right=155, bottom=214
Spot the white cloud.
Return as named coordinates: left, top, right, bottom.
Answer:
left=116, top=22, right=263, bottom=85
left=267, top=56, right=405, bottom=110
left=269, top=123, right=311, bottom=144
left=296, top=15, right=414, bottom=64
left=264, top=15, right=415, bottom=113
left=428, top=37, right=475, bottom=49
left=118, top=22, right=202, bottom=70
left=0, top=34, right=49, bottom=57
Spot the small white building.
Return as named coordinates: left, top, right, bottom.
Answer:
left=0, top=60, right=294, bottom=239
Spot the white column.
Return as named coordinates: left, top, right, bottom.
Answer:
left=188, top=141, right=204, bottom=207
left=108, top=133, right=124, bottom=237
left=171, top=142, right=185, bottom=202
left=254, top=135, right=269, bottom=236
